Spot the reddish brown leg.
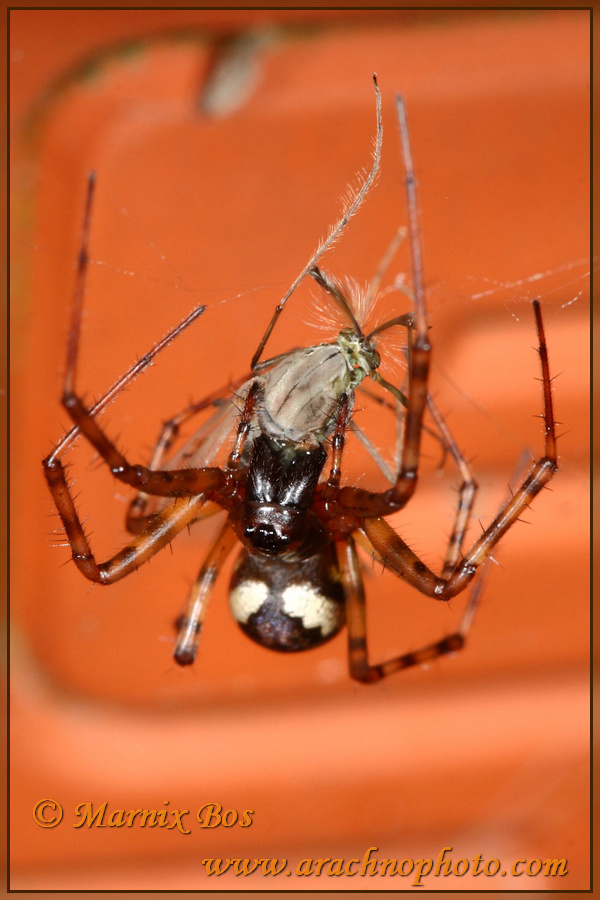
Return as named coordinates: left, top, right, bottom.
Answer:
left=59, top=394, right=227, bottom=496
left=338, top=535, right=479, bottom=684
left=335, top=96, right=431, bottom=519
left=352, top=398, right=476, bottom=578
left=44, top=171, right=224, bottom=499
left=43, top=463, right=215, bottom=584
left=173, top=521, right=238, bottom=666
left=43, top=172, right=232, bottom=581
left=385, top=95, right=431, bottom=509
left=362, top=300, right=557, bottom=600
left=426, top=395, right=478, bottom=577
left=353, top=385, right=475, bottom=570
left=363, top=419, right=556, bottom=602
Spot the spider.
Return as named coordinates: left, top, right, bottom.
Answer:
left=43, top=77, right=558, bottom=683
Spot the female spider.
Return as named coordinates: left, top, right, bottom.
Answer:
left=43, top=78, right=558, bottom=683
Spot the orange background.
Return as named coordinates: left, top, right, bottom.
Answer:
left=11, top=8, right=589, bottom=890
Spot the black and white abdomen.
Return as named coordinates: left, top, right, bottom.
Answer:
left=229, top=546, right=346, bottom=652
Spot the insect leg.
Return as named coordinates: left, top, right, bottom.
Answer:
left=126, top=375, right=252, bottom=533
left=226, top=380, right=260, bottom=469
left=48, top=301, right=206, bottom=465
left=365, top=225, right=407, bottom=307
left=46, top=172, right=216, bottom=498
left=327, top=394, right=351, bottom=488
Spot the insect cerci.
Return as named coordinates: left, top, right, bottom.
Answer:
left=43, top=76, right=558, bottom=683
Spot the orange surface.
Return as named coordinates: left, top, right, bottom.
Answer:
left=11, top=8, right=589, bottom=891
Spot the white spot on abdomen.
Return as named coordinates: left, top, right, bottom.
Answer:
left=282, top=584, right=341, bottom=636
left=230, top=580, right=268, bottom=623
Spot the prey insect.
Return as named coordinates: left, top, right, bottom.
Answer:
left=43, top=77, right=558, bottom=683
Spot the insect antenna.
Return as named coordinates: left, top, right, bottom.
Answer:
left=250, top=74, right=383, bottom=369
left=367, top=311, right=414, bottom=340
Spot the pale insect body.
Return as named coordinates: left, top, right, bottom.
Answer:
left=255, top=316, right=381, bottom=450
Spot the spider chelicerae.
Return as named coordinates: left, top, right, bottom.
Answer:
left=43, top=77, right=558, bottom=683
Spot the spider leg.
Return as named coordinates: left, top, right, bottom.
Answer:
left=385, top=95, right=431, bottom=509
left=426, top=395, right=478, bottom=577
left=325, top=386, right=470, bottom=571
left=43, top=458, right=212, bottom=584
left=56, top=394, right=227, bottom=496
left=45, top=381, right=259, bottom=583
left=173, top=520, right=238, bottom=666
left=127, top=498, right=222, bottom=537
left=356, top=383, right=449, bottom=470
left=44, top=409, right=227, bottom=581
left=45, top=172, right=224, bottom=500
left=335, top=97, right=430, bottom=519
left=363, top=421, right=556, bottom=602
left=352, top=394, right=476, bottom=575
left=338, top=535, right=477, bottom=684
left=363, top=300, right=557, bottom=599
